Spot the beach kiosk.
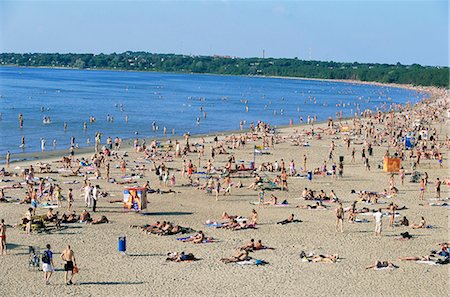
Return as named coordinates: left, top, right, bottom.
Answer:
left=383, top=157, right=401, bottom=173
left=123, top=187, right=147, bottom=211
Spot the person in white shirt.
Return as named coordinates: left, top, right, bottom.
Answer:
left=84, top=183, right=92, bottom=208
left=373, top=208, right=383, bottom=236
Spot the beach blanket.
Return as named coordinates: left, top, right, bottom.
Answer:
left=416, top=260, right=438, bottom=265
left=206, top=222, right=224, bottom=228
left=429, top=203, right=450, bottom=207
left=354, top=219, right=369, bottom=223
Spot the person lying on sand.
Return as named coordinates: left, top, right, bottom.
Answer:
left=90, top=216, right=109, bottom=224
left=277, top=214, right=302, bottom=225
left=365, top=260, right=398, bottom=270
left=411, top=217, right=426, bottom=229
left=220, top=249, right=251, bottom=263
left=264, top=194, right=278, bottom=205
left=296, top=201, right=327, bottom=209
left=221, top=212, right=239, bottom=220
left=299, top=251, right=338, bottom=263
left=166, top=252, right=197, bottom=262
left=183, top=231, right=205, bottom=244
left=232, top=220, right=256, bottom=231
left=398, top=255, right=434, bottom=261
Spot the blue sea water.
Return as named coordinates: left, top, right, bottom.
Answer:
left=0, top=66, right=424, bottom=155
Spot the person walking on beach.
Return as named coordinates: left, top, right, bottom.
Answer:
left=335, top=203, right=344, bottom=233
left=42, top=244, right=54, bottom=285
left=0, top=219, right=6, bottom=255
left=61, top=245, right=77, bottom=285
left=373, top=208, right=383, bottom=236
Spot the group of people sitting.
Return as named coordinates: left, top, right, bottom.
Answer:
left=302, top=188, right=339, bottom=202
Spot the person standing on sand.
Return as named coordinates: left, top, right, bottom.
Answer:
left=92, top=185, right=99, bottom=212
left=84, top=182, right=92, bottom=208
left=419, top=178, right=425, bottom=200
left=42, top=244, right=54, bottom=285
left=61, top=245, right=77, bottom=285
left=0, top=219, right=7, bottom=255
left=373, top=208, right=383, bottom=236
left=25, top=208, right=33, bottom=235
left=335, top=203, right=344, bottom=233
left=5, top=151, right=10, bottom=168
left=388, top=203, right=396, bottom=228
left=67, top=188, right=74, bottom=211
left=434, top=178, right=441, bottom=199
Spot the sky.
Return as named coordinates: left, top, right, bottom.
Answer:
left=0, top=0, right=448, bottom=66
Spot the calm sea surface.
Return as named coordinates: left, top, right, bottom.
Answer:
left=0, top=66, right=424, bottom=155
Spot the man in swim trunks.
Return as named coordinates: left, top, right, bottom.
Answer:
left=61, top=245, right=77, bottom=285
left=0, top=219, right=6, bottom=255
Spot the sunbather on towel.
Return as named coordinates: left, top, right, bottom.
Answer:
left=166, top=252, right=197, bottom=262
left=366, top=260, right=398, bottom=270
left=296, top=202, right=326, bottom=209
left=220, top=249, right=251, bottom=263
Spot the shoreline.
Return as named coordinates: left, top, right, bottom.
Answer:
left=0, top=66, right=439, bottom=163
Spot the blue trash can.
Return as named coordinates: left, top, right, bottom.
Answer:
left=118, top=236, right=126, bottom=252
left=307, top=171, right=312, bottom=181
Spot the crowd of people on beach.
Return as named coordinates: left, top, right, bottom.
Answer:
left=1, top=87, right=449, bottom=284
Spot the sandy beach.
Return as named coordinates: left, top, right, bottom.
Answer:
left=0, top=87, right=448, bottom=297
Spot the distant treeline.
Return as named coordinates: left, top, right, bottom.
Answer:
left=1, top=52, right=448, bottom=87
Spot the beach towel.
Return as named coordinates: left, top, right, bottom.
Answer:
left=416, top=260, right=438, bottom=265
left=235, top=259, right=268, bottom=266
left=354, top=219, right=369, bottom=223
left=205, top=222, right=224, bottom=228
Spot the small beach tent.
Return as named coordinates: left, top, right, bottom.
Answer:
left=383, top=157, right=401, bottom=173
left=123, top=187, right=147, bottom=211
